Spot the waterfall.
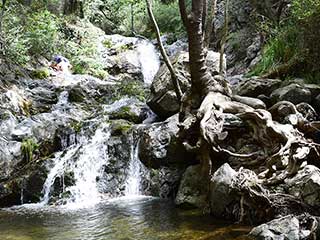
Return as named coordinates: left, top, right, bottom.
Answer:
left=137, top=41, right=160, bottom=85
left=65, top=124, right=110, bottom=206
left=40, top=123, right=110, bottom=207
left=124, top=138, right=142, bottom=196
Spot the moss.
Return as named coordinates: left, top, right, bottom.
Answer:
left=21, top=138, right=39, bottom=163
left=30, top=68, right=50, bottom=79
left=113, top=81, right=146, bottom=102
left=70, top=121, right=83, bottom=133
left=110, top=120, right=133, bottom=136
left=102, top=39, right=113, bottom=48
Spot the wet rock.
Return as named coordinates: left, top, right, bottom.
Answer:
left=138, top=114, right=193, bottom=168
left=0, top=160, right=48, bottom=207
left=209, top=163, right=238, bottom=218
left=68, top=85, right=87, bottom=103
left=285, top=165, right=320, bottom=207
left=98, top=133, right=132, bottom=198
left=270, top=83, right=312, bottom=105
left=29, top=87, right=58, bottom=113
left=148, top=51, right=225, bottom=119
left=234, top=77, right=282, bottom=98
left=105, top=98, right=153, bottom=124
left=175, top=165, right=207, bottom=208
left=249, top=215, right=318, bottom=240
left=0, top=140, right=22, bottom=181
left=146, top=167, right=183, bottom=199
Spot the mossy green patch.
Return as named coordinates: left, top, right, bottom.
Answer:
left=30, top=68, right=50, bottom=79
left=21, top=138, right=39, bottom=163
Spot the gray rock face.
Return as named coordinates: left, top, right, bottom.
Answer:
left=271, top=83, right=312, bottom=105
left=175, top=165, right=207, bottom=208
left=105, top=97, right=153, bottom=124
left=250, top=215, right=317, bottom=240
left=148, top=51, right=225, bottom=119
left=138, top=114, right=192, bottom=168
left=146, top=167, right=183, bottom=199
left=210, top=163, right=237, bottom=217
left=234, top=77, right=282, bottom=98
left=285, top=165, right=320, bottom=207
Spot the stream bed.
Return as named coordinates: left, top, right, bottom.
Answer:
left=0, top=197, right=251, bottom=240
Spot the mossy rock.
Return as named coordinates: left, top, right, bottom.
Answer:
left=109, top=106, right=141, bottom=123
left=30, top=68, right=50, bottom=79
left=109, top=120, right=133, bottom=136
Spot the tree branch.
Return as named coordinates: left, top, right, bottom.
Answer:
left=178, top=0, right=189, bottom=29
left=145, top=0, right=183, bottom=101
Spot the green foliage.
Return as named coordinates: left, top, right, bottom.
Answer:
left=30, top=68, right=50, bottom=79
left=250, top=0, right=320, bottom=80
left=21, top=138, right=39, bottom=163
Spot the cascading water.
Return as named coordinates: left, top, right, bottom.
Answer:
left=40, top=123, right=111, bottom=208
left=98, top=35, right=160, bottom=85
left=124, top=137, right=143, bottom=196
left=136, top=41, right=160, bottom=85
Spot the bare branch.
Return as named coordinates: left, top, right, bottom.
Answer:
left=145, top=0, right=183, bottom=101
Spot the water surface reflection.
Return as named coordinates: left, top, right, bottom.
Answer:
left=0, top=197, right=252, bottom=240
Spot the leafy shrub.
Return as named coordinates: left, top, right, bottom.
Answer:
left=250, top=0, right=320, bottom=80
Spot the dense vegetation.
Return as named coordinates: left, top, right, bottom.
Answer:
left=250, top=0, right=320, bottom=82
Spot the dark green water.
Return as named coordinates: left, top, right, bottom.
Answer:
left=0, top=197, right=251, bottom=240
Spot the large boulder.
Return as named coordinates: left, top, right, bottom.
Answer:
left=270, top=83, right=312, bottom=105
left=175, top=165, right=207, bottom=208
left=233, top=77, right=282, bottom=98
left=138, top=114, right=194, bottom=168
left=250, top=215, right=319, bottom=240
left=285, top=165, right=320, bottom=207
left=148, top=51, right=225, bottom=119
left=104, top=97, right=154, bottom=124
left=209, top=163, right=238, bottom=218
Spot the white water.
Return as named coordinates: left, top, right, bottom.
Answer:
left=40, top=123, right=111, bottom=208
left=99, top=35, right=160, bottom=85
left=136, top=41, right=160, bottom=85
left=65, top=124, right=110, bottom=207
left=124, top=138, right=143, bottom=196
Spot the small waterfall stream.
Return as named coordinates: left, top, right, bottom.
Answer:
left=40, top=123, right=111, bottom=207
left=136, top=41, right=160, bottom=85
left=124, top=138, right=142, bottom=196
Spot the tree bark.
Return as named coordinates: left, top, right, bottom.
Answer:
left=145, top=0, right=182, bottom=101
left=219, top=0, right=229, bottom=74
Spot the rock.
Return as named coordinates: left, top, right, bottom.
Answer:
left=234, top=77, right=282, bottom=98
left=68, top=85, right=87, bottom=103
left=175, top=165, right=207, bottom=208
left=146, top=167, right=183, bottom=199
left=148, top=51, right=225, bottom=119
left=270, top=83, right=312, bottom=105
left=233, top=95, right=266, bottom=109
left=296, top=103, right=318, bottom=122
left=29, top=87, right=58, bottom=113
left=138, top=114, right=193, bottom=168
left=285, top=165, right=320, bottom=207
left=105, top=97, right=153, bottom=124
left=209, top=163, right=238, bottom=218
left=0, top=160, right=48, bottom=207
left=314, top=94, right=320, bottom=112
left=165, top=39, right=188, bottom=57
left=249, top=215, right=318, bottom=240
